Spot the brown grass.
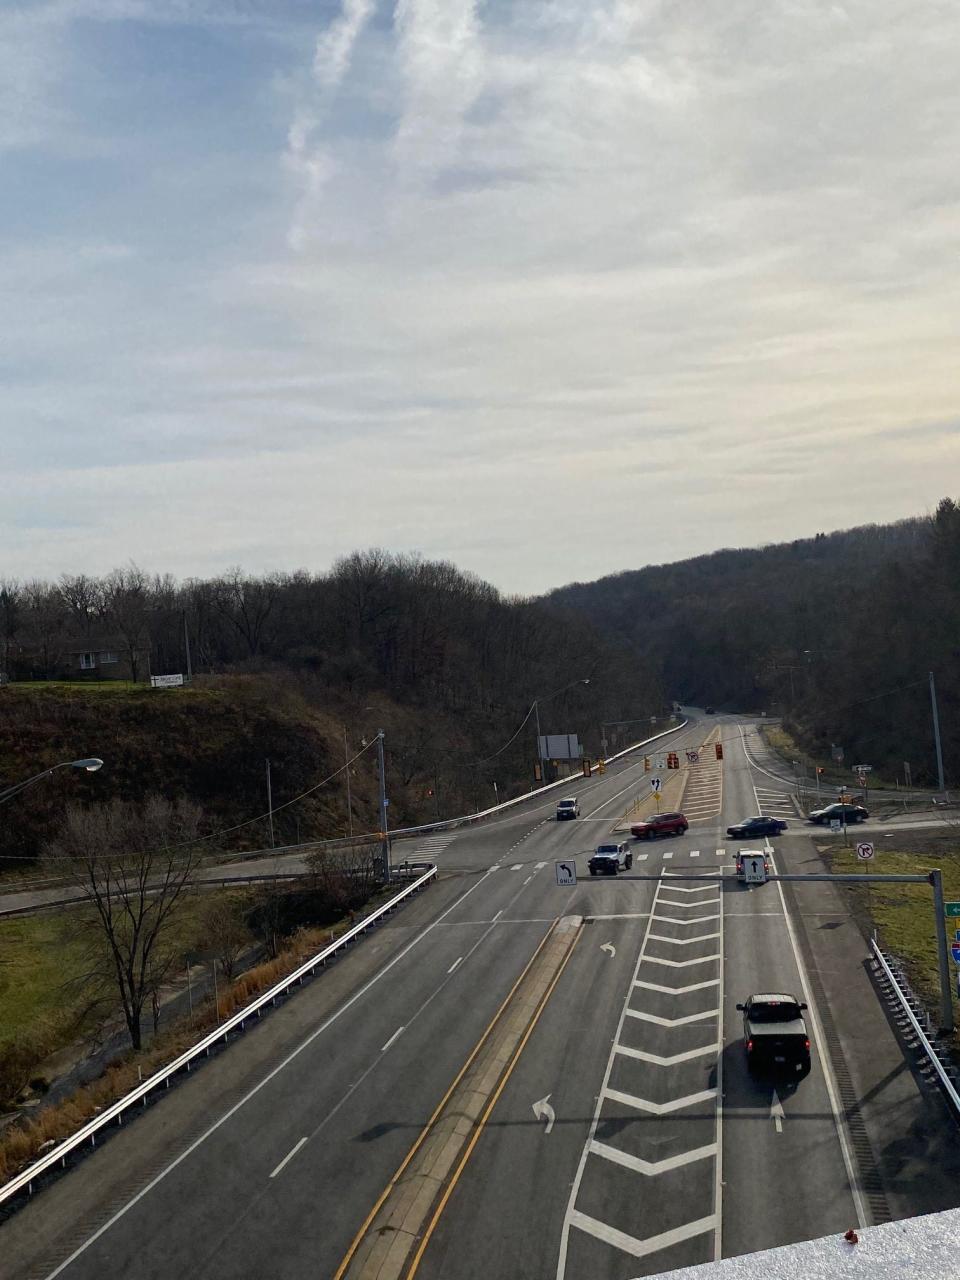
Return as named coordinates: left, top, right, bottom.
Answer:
left=0, top=917, right=357, bottom=1185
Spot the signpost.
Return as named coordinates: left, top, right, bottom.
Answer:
left=555, top=861, right=577, bottom=887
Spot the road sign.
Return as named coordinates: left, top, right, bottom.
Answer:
left=954, top=929, right=960, bottom=943
left=555, top=861, right=577, bottom=887
left=830, top=819, right=842, bottom=831
left=656, top=755, right=666, bottom=769
left=852, top=764, right=873, bottom=773
left=855, top=842, right=874, bottom=861
left=945, top=902, right=960, bottom=918
left=650, top=777, right=662, bottom=793
left=686, top=750, right=699, bottom=764
left=951, top=944, right=960, bottom=966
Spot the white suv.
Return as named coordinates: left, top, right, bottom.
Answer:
left=556, top=798, right=580, bottom=820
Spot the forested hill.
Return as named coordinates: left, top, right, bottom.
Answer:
left=548, top=502, right=960, bottom=786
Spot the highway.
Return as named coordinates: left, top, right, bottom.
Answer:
left=3, top=715, right=959, bottom=1280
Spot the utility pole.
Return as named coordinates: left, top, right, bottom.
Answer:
left=534, top=700, right=544, bottom=782
left=265, top=758, right=275, bottom=848
left=343, top=725, right=353, bottom=837
left=183, top=610, right=193, bottom=681
left=376, top=730, right=390, bottom=882
left=930, top=671, right=946, bottom=795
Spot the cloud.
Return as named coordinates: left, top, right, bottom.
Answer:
left=4, top=1, right=960, bottom=592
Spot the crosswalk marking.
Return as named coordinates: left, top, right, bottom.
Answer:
left=662, top=851, right=674, bottom=860
left=690, top=850, right=700, bottom=858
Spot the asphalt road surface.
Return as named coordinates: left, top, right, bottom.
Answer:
left=3, top=716, right=958, bottom=1280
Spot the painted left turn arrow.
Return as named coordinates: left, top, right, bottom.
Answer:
left=601, top=942, right=616, bottom=957
left=533, top=1095, right=555, bottom=1134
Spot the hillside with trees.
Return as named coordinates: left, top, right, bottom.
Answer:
left=548, top=500, right=959, bottom=787
left=0, top=552, right=664, bottom=868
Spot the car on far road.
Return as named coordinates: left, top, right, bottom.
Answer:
left=807, top=802, right=869, bottom=825
left=589, top=841, right=633, bottom=875
left=556, top=797, right=580, bottom=820
left=630, top=811, right=689, bottom=839
left=726, top=815, right=788, bottom=838
left=737, top=993, right=811, bottom=1076
left=704, top=706, right=715, bottom=714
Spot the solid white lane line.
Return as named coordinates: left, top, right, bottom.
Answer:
left=588, top=913, right=651, bottom=920
left=39, top=858, right=513, bottom=1280
left=269, top=1137, right=308, bottom=1180
left=739, top=723, right=866, bottom=1228
left=381, top=1026, right=405, bottom=1052
left=523, top=875, right=533, bottom=885
left=446, top=956, right=463, bottom=974
left=492, top=909, right=503, bottom=922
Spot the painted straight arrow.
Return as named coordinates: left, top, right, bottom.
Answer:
left=770, top=1092, right=785, bottom=1133
left=533, top=1094, right=555, bottom=1134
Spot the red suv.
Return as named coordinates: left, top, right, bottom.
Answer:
left=630, top=811, right=689, bottom=839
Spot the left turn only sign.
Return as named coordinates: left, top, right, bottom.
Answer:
left=555, top=861, right=577, bottom=886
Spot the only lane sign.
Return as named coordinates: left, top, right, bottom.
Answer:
left=555, top=861, right=577, bottom=887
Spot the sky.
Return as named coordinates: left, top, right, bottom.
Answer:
left=2, top=0, right=959, bottom=596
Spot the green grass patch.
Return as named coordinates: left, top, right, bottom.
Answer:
left=827, top=843, right=960, bottom=1049
left=0, top=915, right=88, bottom=1048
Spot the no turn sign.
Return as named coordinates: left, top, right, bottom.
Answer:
left=856, top=842, right=875, bottom=861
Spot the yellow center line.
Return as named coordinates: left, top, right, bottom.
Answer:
left=331, top=921, right=559, bottom=1280
left=405, top=925, right=584, bottom=1278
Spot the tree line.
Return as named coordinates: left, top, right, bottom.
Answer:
left=549, top=501, right=958, bottom=786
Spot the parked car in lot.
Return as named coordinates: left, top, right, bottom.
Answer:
left=589, top=842, right=633, bottom=875
left=807, top=802, right=869, bottom=825
left=726, top=815, right=787, bottom=838
left=630, top=811, right=689, bottom=839
left=556, top=797, right=580, bottom=820
left=734, top=849, right=770, bottom=882
left=736, top=993, right=811, bottom=1076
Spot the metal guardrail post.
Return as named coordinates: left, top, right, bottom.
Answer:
left=872, top=940, right=960, bottom=1111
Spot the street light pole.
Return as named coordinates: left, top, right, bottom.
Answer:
left=265, top=759, right=275, bottom=848
left=930, top=671, right=946, bottom=795
left=0, top=757, right=104, bottom=806
left=376, top=730, right=390, bottom=882
left=534, top=700, right=544, bottom=783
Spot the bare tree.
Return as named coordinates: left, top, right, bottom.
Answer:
left=44, top=796, right=207, bottom=1051
left=102, top=564, right=151, bottom=682
left=196, top=894, right=252, bottom=981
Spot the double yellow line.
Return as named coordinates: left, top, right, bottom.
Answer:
left=334, top=918, right=582, bottom=1280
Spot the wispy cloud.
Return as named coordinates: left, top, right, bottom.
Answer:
left=3, top=2, right=960, bottom=590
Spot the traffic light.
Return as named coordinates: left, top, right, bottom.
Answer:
left=816, top=766, right=825, bottom=775
left=597, top=759, right=606, bottom=774
left=715, top=742, right=723, bottom=760
left=582, top=759, right=592, bottom=777
left=644, top=756, right=651, bottom=772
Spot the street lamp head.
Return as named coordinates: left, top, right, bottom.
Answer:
left=71, top=758, right=104, bottom=772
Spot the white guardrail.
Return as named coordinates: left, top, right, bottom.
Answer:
left=872, top=939, right=960, bottom=1113
left=0, top=864, right=437, bottom=1207
left=386, top=717, right=690, bottom=842
left=0, top=718, right=692, bottom=1201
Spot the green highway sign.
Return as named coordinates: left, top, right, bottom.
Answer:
left=945, top=902, right=960, bottom=918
